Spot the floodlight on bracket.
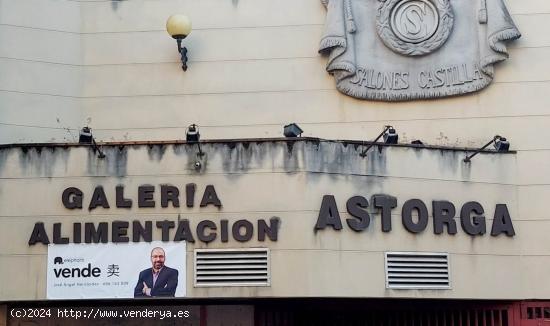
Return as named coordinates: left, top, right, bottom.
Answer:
left=359, top=125, right=398, bottom=157
left=186, top=124, right=204, bottom=158
left=463, top=135, right=510, bottom=163
left=79, top=127, right=105, bottom=159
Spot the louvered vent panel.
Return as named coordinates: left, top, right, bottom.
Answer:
left=385, top=252, right=450, bottom=289
left=195, top=248, right=270, bottom=287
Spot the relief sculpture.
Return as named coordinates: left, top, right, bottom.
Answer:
left=319, top=0, right=521, bottom=101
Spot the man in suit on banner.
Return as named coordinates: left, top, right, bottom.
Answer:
left=134, top=247, right=178, bottom=297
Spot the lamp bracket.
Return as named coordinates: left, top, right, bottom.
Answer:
left=175, top=38, right=188, bottom=71
left=360, top=125, right=393, bottom=157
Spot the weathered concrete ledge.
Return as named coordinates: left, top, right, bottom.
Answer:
left=0, top=137, right=517, bottom=155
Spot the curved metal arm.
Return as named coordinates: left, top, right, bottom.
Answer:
left=463, top=135, right=502, bottom=163
left=360, top=125, right=392, bottom=157
left=176, top=39, right=188, bottom=71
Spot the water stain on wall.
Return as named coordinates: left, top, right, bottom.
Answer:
left=147, top=144, right=167, bottom=162
left=16, top=147, right=70, bottom=177
left=111, top=0, right=125, bottom=11
left=86, top=146, right=128, bottom=177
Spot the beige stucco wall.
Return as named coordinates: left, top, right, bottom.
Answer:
left=0, top=0, right=82, bottom=143
left=0, top=141, right=541, bottom=300
left=1, top=0, right=548, bottom=145
left=0, top=0, right=549, bottom=302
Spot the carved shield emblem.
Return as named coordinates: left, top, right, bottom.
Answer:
left=319, top=0, right=521, bottom=101
left=377, top=0, right=454, bottom=56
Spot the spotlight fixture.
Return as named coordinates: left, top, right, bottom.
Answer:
left=166, top=14, right=192, bottom=71
left=463, top=135, right=510, bottom=163
left=411, top=140, right=424, bottom=145
left=360, top=125, right=398, bottom=157
left=494, top=136, right=510, bottom=152
left=79, top=127, right=105, bottom=159
left=78, top=126, right=93, bottom=144
left=186, top=124, right=204, bottom=158
left=186, top=124, right=200, bottom=143
left=383, top=127, right=398, bottom=144
left=283, top=123, right=303, bottom=138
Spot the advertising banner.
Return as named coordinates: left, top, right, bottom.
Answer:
left=47, top=241, right=186, bottom=299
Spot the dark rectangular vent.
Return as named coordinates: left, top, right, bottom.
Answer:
left=194, top=248, right=270, bottom=287
left=385, top=252, right=450, bottom=289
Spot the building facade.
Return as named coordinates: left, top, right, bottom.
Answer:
left=1, top=0, right=549, bottom=325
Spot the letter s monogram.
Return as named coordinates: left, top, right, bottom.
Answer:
left=403, top=4, right=427, bottom=36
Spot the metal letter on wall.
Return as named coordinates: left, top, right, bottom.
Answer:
left=319, top=0, right=520, bottom=101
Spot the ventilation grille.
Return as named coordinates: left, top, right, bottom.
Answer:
left=194, top=248, right=270, bottom=287
left=385, top=252, right=450, bottom=289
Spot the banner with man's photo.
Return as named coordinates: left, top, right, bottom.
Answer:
left=47, top=241, right=186, bottom=299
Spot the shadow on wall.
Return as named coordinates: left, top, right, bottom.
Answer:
left=111, top=0, right=125, bottom=11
